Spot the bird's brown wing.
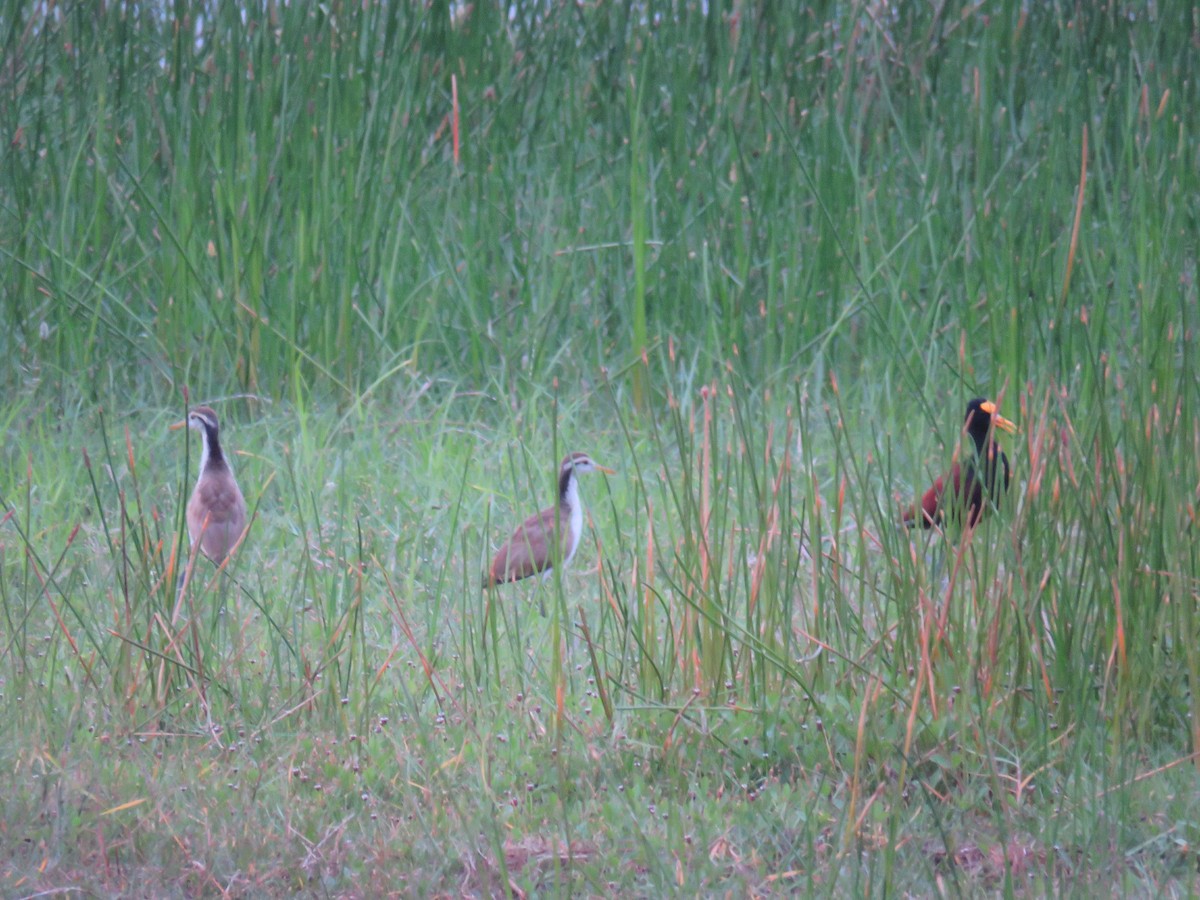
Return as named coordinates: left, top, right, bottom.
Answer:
left=902, top=463, right=965, bottom=529
left=188, top=480, right=247, bottom=562
left=902, top=460, right=1006, bottom=530
left=486, top=507, right=558, bottom=586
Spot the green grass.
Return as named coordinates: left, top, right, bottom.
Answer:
left=2, top=0, right=1199, bottom=894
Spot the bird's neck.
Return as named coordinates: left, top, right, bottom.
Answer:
left=559, top=468, right=579, bottom=513
left=969, top=434, right=1000, bottom=467
left=558, top=469, right=584, bottom=563
left=968, top=428, right=990, bottom=455
left=198, top=426, right=229, bottom=478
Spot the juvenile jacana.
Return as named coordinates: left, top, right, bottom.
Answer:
left=171, top=405, right=247, bottom=566
left=903, top=398, right=1017, bottom=530
left=485, top=452, right=614, bottom=588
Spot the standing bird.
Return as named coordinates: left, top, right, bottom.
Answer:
left=485, top=452, right=614, bottom=587
left=903, top=398, right=1017, bottom=530
left=172, top=405, right=247, bottom=567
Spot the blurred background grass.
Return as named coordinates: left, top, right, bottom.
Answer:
left=2, top=0, right=1198, bottom=894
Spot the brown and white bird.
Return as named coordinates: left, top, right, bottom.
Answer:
left=903, top=398, right=1017, bottom=530
left=485, top=452, right=614, bottom=588
left=172, top=405, right=247, bottom=567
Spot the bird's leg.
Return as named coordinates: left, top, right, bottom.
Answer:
left=535, top=568, right=553, bottom=617
left=173, top=540, right=201, bottom=622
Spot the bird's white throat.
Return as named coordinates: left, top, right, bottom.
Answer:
left=195, top=425, right=211, bottom=485
left=562, top=471, right=583, bottom=565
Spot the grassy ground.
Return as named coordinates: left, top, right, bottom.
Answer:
left=2, top=1, right=1198, bottom=895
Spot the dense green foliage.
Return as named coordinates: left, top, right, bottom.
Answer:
left=2, top=1, right=1198, bottom=894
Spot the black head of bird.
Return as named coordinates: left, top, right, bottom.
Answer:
left=903, top=398, right=1017, bottom=529
left=485, top=451, right=614, bottom=587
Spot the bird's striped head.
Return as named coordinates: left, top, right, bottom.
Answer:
left=560, top=451, right=615, bottom=477
left=169, top=405, right=221, bottom=435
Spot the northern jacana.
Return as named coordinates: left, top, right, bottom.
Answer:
left=485, top=452, right=614, bottom=588
left=903, top=398, right=1017, bottom=530
left=172, top=405, right=247, bottom=567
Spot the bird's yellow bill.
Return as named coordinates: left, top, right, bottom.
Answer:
left=979, top=400, right=1018, bottom=434
left=169, top=419, right=187, bottom=431
left=992, top=414, right=1017, bottom=434
left=595, top=464, right=616, bottom=475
